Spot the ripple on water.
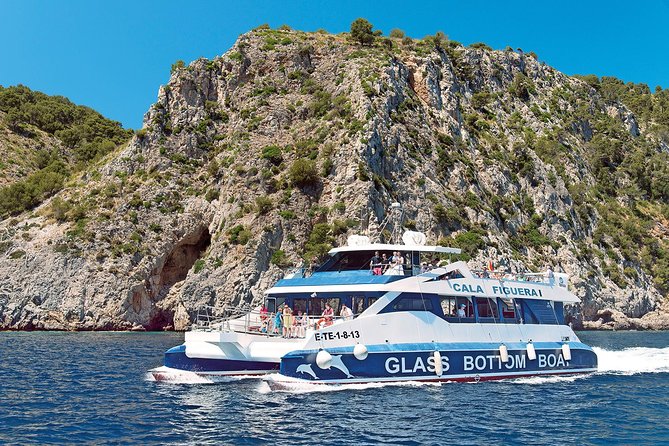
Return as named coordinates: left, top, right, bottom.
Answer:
left=0, top=331, right=668, bottom=445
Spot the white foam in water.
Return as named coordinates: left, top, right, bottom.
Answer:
left=511, top=374, right=590, bottom=385
left=145, top=367, right=265, bottom=384
left=258, top=374, right=444, bottom=393
left=593, top=346, right=669, bottom=375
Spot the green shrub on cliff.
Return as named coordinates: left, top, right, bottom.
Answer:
left=303, top=223, right=334, bottom=261
left=350, top=18, right=374, bottom=46
left=228, top=224, right=252, bottom=245
left=0, top=85, right=131, bottom=216
left=289, top=159, right=319, bottom=187
left=261, top=145, right=283, bottom=165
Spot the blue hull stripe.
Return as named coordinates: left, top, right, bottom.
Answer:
left=164, top=345, right=278, bottom=373
left=280, top=346, right=597, bottom=381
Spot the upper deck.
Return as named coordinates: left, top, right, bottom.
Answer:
left=271, top=238, right=463, bottom=289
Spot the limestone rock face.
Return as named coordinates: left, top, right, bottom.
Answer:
left=0, top=29, right=667, bottom=330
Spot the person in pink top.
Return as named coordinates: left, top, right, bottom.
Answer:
left=317, top=303, right=334, bottom=329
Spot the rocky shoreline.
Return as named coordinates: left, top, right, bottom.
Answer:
left=580, top=308, right=669, bottom=331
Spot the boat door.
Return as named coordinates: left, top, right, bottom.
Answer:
left=265, top=296, right=285, bottom=314
left=266, top=297, right=276, bottom=314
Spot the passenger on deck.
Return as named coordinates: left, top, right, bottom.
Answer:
left=260, top=305, right=269, bottom=321
left=317, top=303, right=334, bottom=329
left=282, top=305, right=293, bottom=338
left=308, top=256, right=319, bottom=277
left=384, top=252, right=404, bottom=275
left=457, top=303, right=467, bottom=318
left=370, top=251, right=383, bottom=275
left=294, top=311, right=307, bottom=338
left=546, top=266, right=555, bottom=285
left=273, top=309, right=282, bottom=334
left=381, top=253, right=389, bottom=273
left=340, top=304, right=353, bottom=321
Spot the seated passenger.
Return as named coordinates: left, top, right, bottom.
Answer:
left=340, top=304, right=353, bottom=321
left=457, top=303, right=467, bottom=318
left=316, top=303, right=334, bottom=329
left=294, top=311, right=307, bottom=338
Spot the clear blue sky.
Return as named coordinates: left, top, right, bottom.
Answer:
left=2, top=0, right=668, bottom=129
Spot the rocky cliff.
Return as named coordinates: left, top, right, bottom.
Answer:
left=1, top=27, right=668, bottom=330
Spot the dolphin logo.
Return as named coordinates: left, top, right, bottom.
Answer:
left=329, top=355, right=353, bottom=378
left=296, top=363, right=319, bottom=380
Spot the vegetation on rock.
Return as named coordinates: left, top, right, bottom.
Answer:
left=1, top=21, right=668, bottom=331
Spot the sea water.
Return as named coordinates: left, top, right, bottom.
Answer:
left=0, top=331, right=667, bottom=445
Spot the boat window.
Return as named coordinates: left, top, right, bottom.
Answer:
left=441, top=297, right=474, bottom=321
left=308, top=297, right=340, bottom=316
left=444, top=270, right=463, bottom=279
left=476, top=297, right=499, bottom=319
left=458, top=297, right=474, bottom=318
left=522, top=299, right=559, bottom=325
left=368, top=297, right=379, bottom=308
left=326, top=252, right=378, bottom=272
left=308, top=298, right=322, bottom=316
left=440, top=297, right=457, bottom=317
left=265, top=297, right=285, bottom=314
left=351, top=296, right=365, bottom=315
left=500, top=298, right=516, bottom=320
left=553, top=301, right=565, bottom=324
left=293, top=298, right=307, bottom=315
left=393, top=297, right=433, bottom=311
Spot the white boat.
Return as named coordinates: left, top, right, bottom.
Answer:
left=150, top=230, right=597, bottom=384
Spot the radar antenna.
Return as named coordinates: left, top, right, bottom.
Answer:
left=376, top=202, right=404, bottom=244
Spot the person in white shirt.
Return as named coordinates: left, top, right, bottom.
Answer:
left=340, top=304, right=353, bottom=321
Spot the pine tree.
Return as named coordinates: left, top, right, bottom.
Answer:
left=350, top=18, right=374, bottom=45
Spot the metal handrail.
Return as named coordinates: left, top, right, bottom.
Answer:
left=191, top=304, right=356, bottom=337
left=471, top=270, right=553, bottom=283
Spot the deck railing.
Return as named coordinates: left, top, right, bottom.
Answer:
left=192, top=305, right=353, bottom=338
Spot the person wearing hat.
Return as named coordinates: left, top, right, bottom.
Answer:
left=457, top=303, right=467, bottom=318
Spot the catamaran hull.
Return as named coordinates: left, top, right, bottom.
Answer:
left=151, top=344, right=278, bottom=381
left=273, top=342, right=597, bottom=385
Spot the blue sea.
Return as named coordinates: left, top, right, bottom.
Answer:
left=1, top=331, right=668, bottom=445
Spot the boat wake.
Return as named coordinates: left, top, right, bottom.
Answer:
left=257, top=374, right=444, bottom=393
left=146, top=366, right=265, bottom=384
left=512, top=346, right=669, bottom=384
left=593, top=346, right=669, bottom=375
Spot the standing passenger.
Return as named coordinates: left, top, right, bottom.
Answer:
left=273, top=309, right=282, bottom=335
left=370, top=251, right=382, bottom=275
left=282, top=304, right=293, bottom=338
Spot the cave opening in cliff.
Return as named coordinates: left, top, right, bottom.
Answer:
left=157, top=226, right=211, bottom=295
